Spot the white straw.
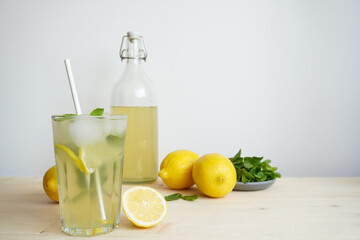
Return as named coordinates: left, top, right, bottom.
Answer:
left=94, top=171, right=106, bottom=220
left=64, top=59, right=82, bottom=115
left=64, top=59, right=106, bottom=221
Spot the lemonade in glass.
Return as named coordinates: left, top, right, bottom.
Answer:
left=51, top=114, right=127, bottom=236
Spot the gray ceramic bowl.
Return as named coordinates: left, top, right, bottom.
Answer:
left=233, top=179, right=276, bottom=191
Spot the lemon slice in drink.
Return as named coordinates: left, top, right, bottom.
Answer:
left=122, top=186, right=168, bottom=228
left=54, top=144, right=94, bottom=174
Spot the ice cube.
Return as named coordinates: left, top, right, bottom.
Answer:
left=104, top=120, right=113, bottom=136
left=104, top=119, right=127, bottom=136
left=111, top=121, right=126, bottom=136
left=68, top=120, right=105, bottom=147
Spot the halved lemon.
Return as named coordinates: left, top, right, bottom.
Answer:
left=54, top=144, right=94, bottom=174
left=122, top=186, right=168, bottom=228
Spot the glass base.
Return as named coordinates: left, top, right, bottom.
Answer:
left=123, top=177, right=157, bottom=184
left=61, top=222, right=119, bottom=237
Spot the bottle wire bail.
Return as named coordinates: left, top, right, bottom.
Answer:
left=119, top=34, right=148, bottom=62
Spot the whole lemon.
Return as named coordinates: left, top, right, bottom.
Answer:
left=43, top=165, right=59, bottom=202
left=158, top=150, right=199, bottom=190
left=193, top=153, right=236, bottom=198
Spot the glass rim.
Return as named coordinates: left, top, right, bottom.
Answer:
left=51, top=114, right=127, bottom=120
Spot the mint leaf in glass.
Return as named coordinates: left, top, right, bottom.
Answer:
left=106, top=135, right=123, bottom=145
left=90, top=108, right=104, bottom=116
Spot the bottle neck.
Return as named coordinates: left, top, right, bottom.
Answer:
left=126, top=58, right=144, bottom=65
left=125, top=39, right=145, bottom=67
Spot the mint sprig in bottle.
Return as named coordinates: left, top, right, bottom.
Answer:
left=111, top=32, right=158, bottom=184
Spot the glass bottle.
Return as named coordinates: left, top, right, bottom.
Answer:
left=111, top=32, right=158, bottom=184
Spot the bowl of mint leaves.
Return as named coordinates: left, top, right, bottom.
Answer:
left=229, top=149, right=281, bottom=191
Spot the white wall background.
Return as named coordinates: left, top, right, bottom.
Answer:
left=0, top=0, right=359, bottom=177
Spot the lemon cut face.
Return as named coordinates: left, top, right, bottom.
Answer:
left=122, top=186, right=168, bottom=228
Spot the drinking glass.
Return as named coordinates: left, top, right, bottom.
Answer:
left=51, top=114, right=127, bottom=236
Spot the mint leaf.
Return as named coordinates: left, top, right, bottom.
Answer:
left=231, top=158, right=243, bottom=165
left=262, top=159, right=271, bottom=166
left=233, top=149, right=242, bottom=159
left=274, top=172, right=282, bottom=178
left=242, top=174, right=249, bottom=183
left=249, top=167, right=257, bottom=175
left=244, top=159, right=253, bottom=169
left=181, top=194, right=198, bottom=201
left=165, top=193, right=198, bottom=201
left=264, top=165, right=277, bottom=172
left=165, top=193, right=182, bottom=201
left=242, top=169, right=255, bottom=179
left=263, top=170, right=275, bottom=179
left=90, top=108, right=104, bottom=116
left=106, top=135, right=123, bottom=145
left=255, top=171, right=267, bottom=181
left=245, top=156, right=263, bottom=165
left=99, top=164, right=108, bottom=185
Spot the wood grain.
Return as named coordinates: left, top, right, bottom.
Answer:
left=0, top=177, right=359, bottom=239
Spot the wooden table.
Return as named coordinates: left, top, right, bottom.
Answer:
left=0, top=177, right=359, bottom=239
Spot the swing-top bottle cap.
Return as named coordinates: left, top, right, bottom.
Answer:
left=127, top=31, right=141, bottom=40
left=120, top=31, right=148, bottom=61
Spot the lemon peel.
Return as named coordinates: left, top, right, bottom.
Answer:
left=43, top=165, right=59, bottom=202
left=159, top=150, right=199, bottom=190
left=192, top=153, right=236, bottom=198
left=54, top=144, right=94, bottom=174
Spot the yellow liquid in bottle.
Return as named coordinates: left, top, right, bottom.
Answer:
left=111, top=106, right=158, bottom=183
